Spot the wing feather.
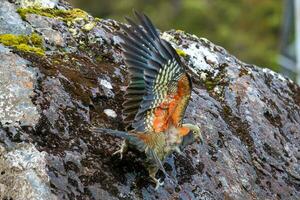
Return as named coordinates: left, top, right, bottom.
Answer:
left=120, top=12, right=191, bottom=133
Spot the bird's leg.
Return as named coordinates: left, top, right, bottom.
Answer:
left=113, top=140, right=128, bottom=159
left=144, top=150, right=164, bottom=190
left=174, top=146, right=184, bottom=156
left=148, top=166, right=164, bottom=190
left=144, top=145, right=166, bottom=190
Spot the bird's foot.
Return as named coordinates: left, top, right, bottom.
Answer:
left=149, top=170, right=164, bottom=190
left=112, top=140, right=128, bottom=159
left=152, top=177, right=164, bottom=190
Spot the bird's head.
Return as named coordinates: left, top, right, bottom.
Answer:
left=183, top=123, right=202, bottom=140
left=180, top=123, right=203, bottom=150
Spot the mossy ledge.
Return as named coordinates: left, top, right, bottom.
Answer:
left=17, top=7, right=88, bottom=22
left=0, top=33, right=45, bottom=56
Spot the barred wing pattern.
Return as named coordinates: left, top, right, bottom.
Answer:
left=120, top=12, right=192, bottom=133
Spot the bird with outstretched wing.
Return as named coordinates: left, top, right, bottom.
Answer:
left=92, top=11, right=202, bottom=189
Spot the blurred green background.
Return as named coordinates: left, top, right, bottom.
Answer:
left=69, top=0, right=283, bottom=71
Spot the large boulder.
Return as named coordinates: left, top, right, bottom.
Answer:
left=0, top=0, right=299, bottom=199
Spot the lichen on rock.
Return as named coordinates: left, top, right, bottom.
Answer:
left=0, top=48, right=40, bottom=127
left=0, top=143, right=54, bottom=200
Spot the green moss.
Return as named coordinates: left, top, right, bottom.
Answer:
left=18, top=7, right=51, bottom=20
left=30, top=33, right=43, bottom=46
left=204, top=80, right=216, bottom=91
left=17, top=7, right=88, bottom=22
left=17, top=43, right=45, bottom=56
left=176, top=30, right=185, bottom=33
left=83, top=21, right=96, bottom=31
left=203, top=64, right=227, bottom=97
left=204, top=74, right=224, bottom=94
left=95, top=55, right=103, bottom=62
left=0, top=33, right=45, bottom=56
left=175, top=48, right=187, bottom=57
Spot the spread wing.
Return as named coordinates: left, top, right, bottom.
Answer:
left=119, top=11, right=192, bottom=133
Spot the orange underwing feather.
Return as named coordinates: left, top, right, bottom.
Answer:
left=170, top=74, right=192, bottom=127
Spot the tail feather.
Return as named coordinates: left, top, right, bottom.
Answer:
left=91, top=127, right=129, bottom=138
left=91, top=127, right=146, bottom=151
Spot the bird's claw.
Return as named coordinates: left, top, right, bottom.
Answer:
left=113, top=149, right=124, bottom=159
left=112, top=141, right=127, bottom=159
left=153, top=178, right=164, bottom=190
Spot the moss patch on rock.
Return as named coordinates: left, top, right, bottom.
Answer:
left=17, top=7, right=88, bottom=22
left=0, top=33, right=45, bottom=56
left=175, top=48, right=187, bottom=57
left=82, top=21, right=96, bottom=31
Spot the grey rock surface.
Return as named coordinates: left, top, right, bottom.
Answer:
left=15, top=0, right=59, bottom=8
left=0, top=1, right=32, bottom=34
left=0, top=0, right=299, bottom=199
left=0, top=48, right=40, bottom=127
left=0, top=143, right=55, bottom=200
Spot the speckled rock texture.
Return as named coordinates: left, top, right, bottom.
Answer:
left=0, top=0, right=299, bottom=199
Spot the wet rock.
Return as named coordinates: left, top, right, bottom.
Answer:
left=0, top=0, right=299, bottom=199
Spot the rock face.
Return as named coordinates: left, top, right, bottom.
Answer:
left=0, top=0, right=299, bottom=199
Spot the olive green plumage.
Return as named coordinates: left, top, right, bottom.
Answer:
left=92, top=11, right=202, bottom=189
